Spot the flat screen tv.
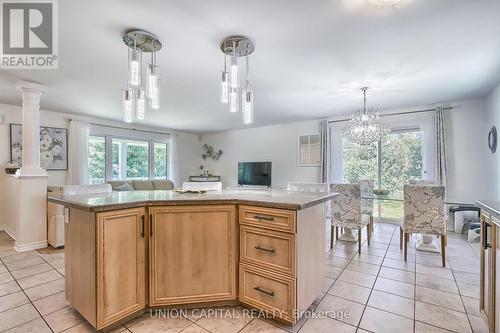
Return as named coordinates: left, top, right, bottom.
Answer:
left=238, top=162, right=272, bottom=187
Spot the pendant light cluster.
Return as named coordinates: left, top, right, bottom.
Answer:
left=122, top=30, right=162, bottom=123
left=219, top=36, right=255, bottom=125
left=344, top=87, right=389, bottom=145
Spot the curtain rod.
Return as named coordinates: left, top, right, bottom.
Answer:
left=81, top=121, right=172, bottom=136
left=327, top=106, right=455, bottom=124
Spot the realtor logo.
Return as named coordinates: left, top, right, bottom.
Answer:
left=1, top=0, right=58, bottom=69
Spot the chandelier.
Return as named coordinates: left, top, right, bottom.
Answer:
left=344, top=87, right=389, bottom=145
left=122, top=30, right=162, bottom=123
left=219, top=35, right=255, bottom=125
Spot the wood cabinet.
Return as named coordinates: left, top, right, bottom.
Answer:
left=495, top=216, right=500, bottom=333
left=480, top=212, right=497, bottom=332
left=65, top=207, right=146, bottom=330
left=149, top=205, right=237, bottom=306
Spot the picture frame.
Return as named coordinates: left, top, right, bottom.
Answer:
left=297, top=134, right=320, bottom=167
left=10, top=124, right=68, bottom=170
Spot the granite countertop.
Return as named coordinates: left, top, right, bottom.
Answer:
left=476, top=201, right=500, bottom=223
left=48, top=189, right=338, bottom=212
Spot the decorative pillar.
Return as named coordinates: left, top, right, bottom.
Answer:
left=15, top=81, right=48, bottom=177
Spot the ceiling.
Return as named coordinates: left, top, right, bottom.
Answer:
left=1, top=0, right=500, bottom=133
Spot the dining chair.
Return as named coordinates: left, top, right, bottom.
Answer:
left=358, top=180, right=375, bottom=234
left=403, top=184, right=447, bottom=267
left=330, top=183, right=371, bottom=254
left=182, top=181, right=223, bottom=192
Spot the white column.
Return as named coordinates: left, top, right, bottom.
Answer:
left=15, top=81, right=48, bottom=178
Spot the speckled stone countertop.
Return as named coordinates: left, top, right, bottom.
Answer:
left=48, top=189, right=338, bottom=212
left=476, top=200, right=500, bottom=225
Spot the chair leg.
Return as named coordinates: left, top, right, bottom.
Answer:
left=367, top=225, right=371, bottom=246
left=441, top=235, right=446, bottom=267
left=330, top=226, right=334, bottom=249
left=335, top=226, right=339, bottom=241
left=358, top=230, right=362, bottom=255
left=370, top=214, right=374, bottom=233
left=404, top=233, right=408, bottom=262
left=399, top=227, right=403, bottom=250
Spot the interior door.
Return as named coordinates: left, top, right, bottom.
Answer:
left=149, top=205, right=237, bottom=306
left=96, top=208, right=146, bottom=329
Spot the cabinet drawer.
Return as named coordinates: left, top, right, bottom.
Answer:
left=239, top=205, right=296, bottom=233
left=240, top=226, right=295, bottom=276
left=239, top=264, right=296, bottom=324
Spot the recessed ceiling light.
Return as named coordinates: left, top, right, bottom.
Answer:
left=368, top=0, right=401, bottom=6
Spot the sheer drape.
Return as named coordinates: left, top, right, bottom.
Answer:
left=319, top=120, right=330, bottom=183
left=68, top=120, right=89, bottom=185
left=169, top=134, right=180, bottom=187
left=435, top=107, right=448, bottom=189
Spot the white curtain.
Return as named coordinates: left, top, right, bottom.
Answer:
left=169, top=134, right=180, bottom=188
left=319, top=120, right=330, bottom=183
left=435, top=107, right=448, bottom=189
left=68, top=120, right=89, bottom=185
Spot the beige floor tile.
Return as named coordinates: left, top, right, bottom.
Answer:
left=374, top=277, right=414, bottom=299
left=379, top=266, right=415, bottom=284
left=358, top=247, right=386, bottom=257
left=416, top=273, right=459, bottom=294
left=0, top=272, right=14, bottom=284
left=3, top=317, right=51, bottom=333
left=181, top=323, right=211, bottom=333
left=456, top=281, right=480, bottom=299
left=1, top=251, right=40, bottom=264
left=5, top=257, right=45, bottom=272
left=327, top=280, right=371, bottom=305
left=57, top=267, right=65, bottom=276
left=325, top=265, right=343, bottom=279
left=299, top=317, right=356, bottom=333
left=33, top=291, right=70, bottom=315
left=453, top=271, right=480, bottom=286
left=62, top=321, right=99, bottom=332
left=352, top=253, right=384, bottom=265
left=415, top=264, right=453, bottom=280
left=0, top=290, right=30, bottom=312
left=359, top=307, right=413, bottom=333
left=17, top=270, right=62, bottom=289
left=315, top=294, right=364, bottom=327
left=415, top=321, right=453, bottom=333
left=346, top=261, right=380, bottom=276
left=415, top=301, right=472, bottom=333
left=322, top=277, right=335, bottom=293
left=363, top=241, right=388, bottom=250
left=47, top=259, right=65, bottom=269
left=128, top=316, right=192, bottom=333
left=43, top=307, right=83, bottom=332
left=196, top=307, right=254, bottom=333
left=385, top=250, right=416, bottom=262
left=0, top=249, right=18, bottom=258
left=10, top=263, right=54, bottom=279
left=0, top=280, right=21, bottom=297
left=24, top=278, right=65, bottom=301
left=0, top=265, right=7, bottom=274
left=468, top=315, right=489, bottom=333
left=416, top=286, right=464, bottom=312
left=240, top=319, right=288, bottom=333
left=367, top=290, right=414, bottom=319
left=382, top=258, right=415, bottom=272
left=338, top=270, right=376, bottom=288
left=325, top=256, right=351, bottom=268
left=0, top=303, right=40, bottom=331
left=462, top=296, right=480, bottom=317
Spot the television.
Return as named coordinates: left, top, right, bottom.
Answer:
left=238, top=162, right=272, bottom=187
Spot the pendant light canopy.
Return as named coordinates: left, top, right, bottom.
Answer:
left=220, top=35, right=255, bottom=124
left=344, top=87, right=389, bottom=145
left=122, top=30, right=162, bottom=123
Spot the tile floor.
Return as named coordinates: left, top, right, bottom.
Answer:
left=0, top=222, right=489, bottom=333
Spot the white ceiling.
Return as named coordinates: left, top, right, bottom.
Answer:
left=1, top=0, right=500, bottom=133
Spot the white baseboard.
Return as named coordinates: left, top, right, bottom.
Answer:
left=0, top=224, right=16, bottom=240
left=14, top=240, right=47, bottom=252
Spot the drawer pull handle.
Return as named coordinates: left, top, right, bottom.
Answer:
left=254, top=215, right=275, bottom=221
left=254, top=245, right=276, bottom=254
left=254, top=286, right=275, bottom=297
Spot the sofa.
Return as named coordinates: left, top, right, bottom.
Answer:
left=107, top=179, right=174, bottom=191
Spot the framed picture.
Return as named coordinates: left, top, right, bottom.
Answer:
left=10, top=124, right=68, bottom=170
left=297, top=134, right=320, bottom=167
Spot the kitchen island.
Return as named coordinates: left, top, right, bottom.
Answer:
left=48, top=189, right=336, bottom=330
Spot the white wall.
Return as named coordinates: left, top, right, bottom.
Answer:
left=200, top=120, right=321, bottom=189
left=485, top=83, right=500, bottom=200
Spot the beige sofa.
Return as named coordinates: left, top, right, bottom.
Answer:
left=107, top=179, right=174, bottom=190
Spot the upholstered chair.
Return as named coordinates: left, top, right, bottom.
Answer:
left=358, top=180, right=375, bottom=233
left=403, top=184, right=447, bottom=266
left=287, top=182, right=329, bottom=192
left=182, top=181, right=223, bottom=192
left=330, top=183, right=371, bottom=254
left=408, top=179, right=438, bottom=185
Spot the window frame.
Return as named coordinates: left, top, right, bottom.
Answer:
left=297, top=133, right=321, bottom=167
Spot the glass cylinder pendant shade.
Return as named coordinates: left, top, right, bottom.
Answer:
left=147, top=64, right=158, bottom=99
left=242, top=90, right=254, bottom=125
left=221, top=71, right=229, bottom=103
left=230, top=56, right=238, bottom=88
left=136, top=89, right=146, bottom=120
left=129, top=49, right=142, bottom=86
left=229, top=88, right=238, bottom=113
left=123, top=89, right=133, bottom=123
left=150, top=79, right=160, bottom=109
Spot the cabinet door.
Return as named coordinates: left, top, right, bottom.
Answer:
left=494, top=217, right=499, bottom=333
left=96, top=208, right=146, bottom=329
left=149, top=205, right=237, bottom=306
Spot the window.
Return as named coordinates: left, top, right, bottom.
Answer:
left=87, top=136, right=169, bottom=183
left=88, top=136, right=105, bottom=184
left=342, top=129, right=423, bottom=220
left=298, top=134, right=320, bottom=166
